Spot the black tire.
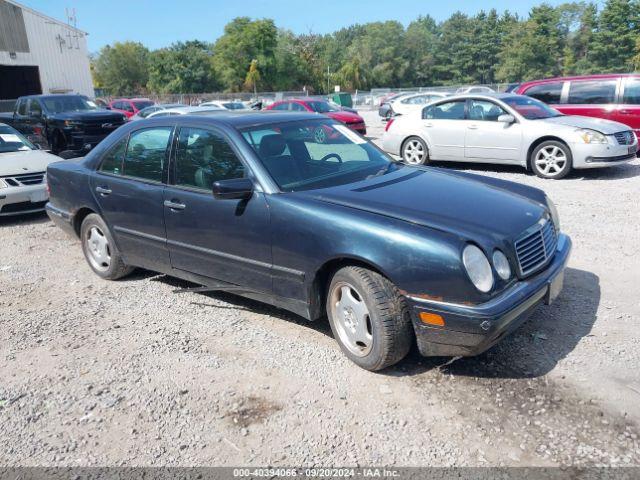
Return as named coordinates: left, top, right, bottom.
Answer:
left=530, top=140, right=572, bottom=179
left=326, top=266, right=413, bottom=371
left=385, top=110, right=393, bottom=121
left=401, top=136, right=429, bottom=165
left=80, top=214, right=133, bottom=280
left=51, top=131, right=67, bottom=155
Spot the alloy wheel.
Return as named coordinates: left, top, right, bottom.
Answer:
left=330, top=281, right=373, bottom=357
left=534, top=145, right=567, bottom=177
left=85, top=226, right=111, bottom=272
left=403, top=139, right=426, bottom=164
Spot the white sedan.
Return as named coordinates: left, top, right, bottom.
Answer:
left=385, top=91, right=447, bottom=117
left=199, top=100, right=250, bottom=111
left=146, top=106, right=225, bottom=118
left=0, top=124, right=59, bottom=216
left=382, top=93, right=638, bottom=179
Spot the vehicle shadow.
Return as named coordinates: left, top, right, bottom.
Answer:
left=387, top=267, right=600, bottom=379
left=149, top=274, right=334, bottom=337
left=0, top=211, right=49, bottom=227
left=430, top=160, right=640, bottom=180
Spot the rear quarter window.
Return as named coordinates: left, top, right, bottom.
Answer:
left=567, top=80, right=617, bottom=105
left=523, top=82, right=563, bottom=104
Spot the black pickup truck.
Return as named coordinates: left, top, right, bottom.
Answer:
left=0, top=94, right=127, bottom=155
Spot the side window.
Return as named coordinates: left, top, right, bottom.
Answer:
left=423, top=100, right=466, bottom=120
left=567, top=80, right=617, bottom=104
left=123, top=127, right=172, bottom=182
left=622, top=78, right=640, bottom=104
left=99, top=137, right=127, bottom=175
left=17, top=99, right=27, bottom=115
left=174, top=127, right=245, bottom=190
left=468, top=100, right=507, bottom=121
left=273, top=102, right=289, bottom=111
left=28, top=99, right=42, bottom=116
left=122, top=102, right=134, bottom=113
left=290, top=102, right=306, bottom=111
left=524, top=82, right=563, bottom=104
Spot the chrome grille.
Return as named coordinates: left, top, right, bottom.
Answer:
left=514, top=218, right=557, bottom=277
left=614, top=131, right=635, bottom=145
left=1, top=171, right=45, bottom=186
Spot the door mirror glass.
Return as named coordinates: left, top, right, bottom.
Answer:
left=497, top=114, right=515, bottom=123
left=212, top=177, right=254, bottom=200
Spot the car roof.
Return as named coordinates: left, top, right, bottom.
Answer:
left=142, top=111, right=329, bottom=129
left=162, top=106, right=224, bottom=113
left=519, top=73, right=638, bottom=87
left=428, top=92, right=527, bottom=103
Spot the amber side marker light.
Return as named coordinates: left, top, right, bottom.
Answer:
left=419, top=312, right=445, bottom=327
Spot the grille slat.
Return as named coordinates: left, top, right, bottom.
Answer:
left=1, top=171, right=45, bottom=186
left=514, top=218, right=557, bottom=277
left=614, top=131, right=635, bottom=145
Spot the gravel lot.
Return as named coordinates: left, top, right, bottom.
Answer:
left=1, top=109, right=639, bottom=467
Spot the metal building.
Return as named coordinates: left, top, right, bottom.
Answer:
left=0, top=0, right=93, bottom=101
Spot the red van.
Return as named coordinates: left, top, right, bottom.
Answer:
left=516, top=74, right=640, bottom=138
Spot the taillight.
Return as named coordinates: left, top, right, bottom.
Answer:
left=385, top=118, right=394, bottom=132
left=45, top=174, right=50, bottom=196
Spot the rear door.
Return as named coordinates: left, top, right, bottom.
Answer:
left=421, top=99, right=467, bottom=160
left=90, top=126, right=174, bottom=271
left=464, top=98, right=522, bottom=163
left=561, top=78, right=619, bottom=122
left=163, top=125, right=272, bottom=293
left=613, top=76, right=640, bottom=136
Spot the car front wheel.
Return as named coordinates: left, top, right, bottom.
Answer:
left=530, top=140, right=572, bottom=179
left=401, top=136, right=429, bottom=165
left=80, top=213, right=133, bottom=280
left=326, top=266, right=413, bottom=371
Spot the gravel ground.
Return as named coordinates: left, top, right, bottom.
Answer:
left=0, top=109, right=639, bottom=467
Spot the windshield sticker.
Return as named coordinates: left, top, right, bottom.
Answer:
left=334, top=125, right=366, bottom=144
left=0, top=134, right=22, bottom=143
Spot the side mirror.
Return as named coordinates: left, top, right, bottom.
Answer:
left=33, top=143, right=42, bottom=150
left=212, top=177, right=254, bottom=200
left=498, top=114, right=515, bottom=124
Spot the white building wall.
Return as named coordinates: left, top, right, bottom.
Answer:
left=0, top=2, right=94, bottom=97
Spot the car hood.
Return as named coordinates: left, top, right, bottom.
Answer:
left=49, top=110, right=125, bottom=122
left=299, top=167, right=547, bottom=240
left=543, top=115, right=629, bottom=134
left=326, top=111, right=364, bottom=123
left=0, top=149, right=59, bottom=176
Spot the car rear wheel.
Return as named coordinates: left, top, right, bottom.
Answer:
left=401, top=136, right=429, bottom=165
left=81, top=214, right=133, bottom=280
left=326, top=266, right=413, bottom=371
left=530, top=141, right=572, bottom=179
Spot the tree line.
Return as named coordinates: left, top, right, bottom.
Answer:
left=91, top=0, right=640, bottom=96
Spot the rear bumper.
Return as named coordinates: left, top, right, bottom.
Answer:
left=408, top=233, right=572, bottom=357
left=45, top=203, right=76, bottom=237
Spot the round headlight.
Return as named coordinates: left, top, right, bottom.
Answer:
left=462, top=245, right=494, bottom=293
left=492, top=250, right=511, bottom=280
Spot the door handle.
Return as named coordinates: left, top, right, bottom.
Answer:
left=95, top=186, right=112, bottom=195
left=164, top=200, right=186, bottom=211
left=468, top=125, right=479, bottom=130
left=424, top=122, right=433, bottom=128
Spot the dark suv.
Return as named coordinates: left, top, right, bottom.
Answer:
left=0, top=95, right=127, bottom=154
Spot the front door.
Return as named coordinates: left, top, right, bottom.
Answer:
left=421, top=99, right=467, bottom=160
left=464, top=99, right=523, bottom=163
left=163, top=125, right=272, bottom=294
left=90, top=126, right=173, bottom=271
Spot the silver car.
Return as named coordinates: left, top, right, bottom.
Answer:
left=0, top=124, right=59, bottom=216
left=382, top=93, right=638, bottom=179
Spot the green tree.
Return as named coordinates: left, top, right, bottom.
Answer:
left=147, top=41, right=220, bottom=93
left=404, top=15, right=439, bottom=86
left=244, top=59, right=261, bottom=95
left=92, top=42, right=150, bottom=95
left=590, top=0, right=640, bottom=72
left=213, top=17, right=278, bottom=91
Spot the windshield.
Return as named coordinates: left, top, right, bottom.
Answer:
left=306, top=101, right=339, bottom=113
left=133, top=101, right=154, bottom=110
left=223, top=102, right=248, bottom=110
left=242, top=119, right=401, bottom=192
left=0, top=125, right=34, bottom=153
left=503, top=96, right=562, bottom=120
left=42, top=96, right=97, bottom=114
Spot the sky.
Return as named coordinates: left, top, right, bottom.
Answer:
left=18, top=0, right=571, bottom=53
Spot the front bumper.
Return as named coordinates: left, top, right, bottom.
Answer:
left=407, top=233, right=572, bottom=357
left=571, top=141, right=638, bottom=169
left=0, top=184, right=49, bottom=216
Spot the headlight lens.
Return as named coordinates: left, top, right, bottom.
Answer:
left=462, top=245, right=494, bottom=293
left=0, top=178, right=7, bottom=189
left=492, top=250, right=511, bottom=280
left=577, top=128, right=607, bottom=144
left=546, top=196, right=560, bottom=233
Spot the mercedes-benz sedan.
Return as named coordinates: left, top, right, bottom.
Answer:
left=46, top=112, right=571, bottom=370
left=383, top=93, right=638, bottom=179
